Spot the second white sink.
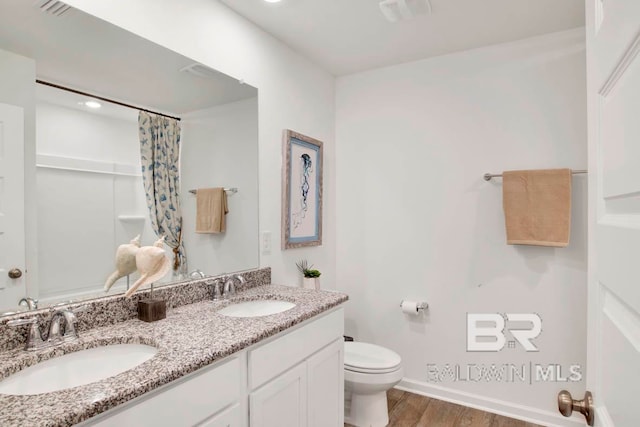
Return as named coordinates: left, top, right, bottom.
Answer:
left=217, top=300, right=296, bottom=317
left=0, top=343, right=157, bottom=396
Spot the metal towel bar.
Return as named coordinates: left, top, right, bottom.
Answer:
left=188, top=188, right=238, bottom=195
left=483, top=170, right=587, bottom=181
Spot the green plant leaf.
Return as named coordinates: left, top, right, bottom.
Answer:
left=305, top=269, right=321, bottom=278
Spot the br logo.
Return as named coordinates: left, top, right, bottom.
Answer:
left=466, top=313, right=542, bottom=352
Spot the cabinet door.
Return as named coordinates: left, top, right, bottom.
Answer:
left=307, top=339, right=344, bottom=427
left=83, top=357, right=240, bottom=427
left=198, top=404, right=241, bottom=427
left=249, top=362, right=307, bottom=427
left=249, top=308, right=343, bottom=390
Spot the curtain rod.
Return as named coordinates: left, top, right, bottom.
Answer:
left=35, top=79, right=181, bottom=121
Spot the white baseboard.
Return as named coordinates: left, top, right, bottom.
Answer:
left=396, top=378, right=585, bottom=427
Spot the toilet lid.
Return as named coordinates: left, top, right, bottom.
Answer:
left=344, top=342, right=401, bottom=373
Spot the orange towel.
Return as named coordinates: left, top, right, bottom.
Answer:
left=195, top=188, right=228, bottom=233
left=502, top=169, right=571, bottom=247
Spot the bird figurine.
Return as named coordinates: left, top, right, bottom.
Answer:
left=104, top=235, right=141, bottom=292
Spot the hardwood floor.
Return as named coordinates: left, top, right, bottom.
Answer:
left=346, top=389, right=544, bottom=427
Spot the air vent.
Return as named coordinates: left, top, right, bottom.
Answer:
left=379, top=0, right=431, bottom=23
left=180, top=63, right=220, bottom=79
left=34, top=0, right=72, bottom=16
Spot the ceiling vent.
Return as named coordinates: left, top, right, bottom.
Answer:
left=180, top=63, right=220, bottom=79
left=379, top=0, right=431, bottom=23
left=34, top=0, right=72, bottom=16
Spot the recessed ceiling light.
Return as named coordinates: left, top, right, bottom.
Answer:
left=84, top=100, right=101, bottom=109
left=379, top=0, right=431, bottom=22
left=264, top=0, right=282, bottom=3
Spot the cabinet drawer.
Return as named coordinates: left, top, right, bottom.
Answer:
left=198, top=404, right=241, bottom=427
left=248, top=307, right=343, bottom=390
left=86, top=357, right=241, bottom=426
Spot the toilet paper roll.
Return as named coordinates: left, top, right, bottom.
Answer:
left=401, top=300, right=419, bottom=315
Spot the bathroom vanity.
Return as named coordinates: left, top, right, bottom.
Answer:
left=83, top=308, right=344, bottom=427
left=0, top=279, right=347, bottom=427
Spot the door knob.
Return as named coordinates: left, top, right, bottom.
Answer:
left=8, top=268, right=22, bottom=279
left=558, top=390, right=594, bottom=426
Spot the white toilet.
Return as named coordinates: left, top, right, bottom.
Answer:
left=344, top=341, right=403, bottom=427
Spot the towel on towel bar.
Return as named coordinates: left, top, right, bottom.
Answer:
left=502, top=169, right=571, bottom=247
left=195, top=188, right=228, bottom=233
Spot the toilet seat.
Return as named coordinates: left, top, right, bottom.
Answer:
left=345, top=365, right=401, bottom=374
left=344, top=342, right=402, bottom=374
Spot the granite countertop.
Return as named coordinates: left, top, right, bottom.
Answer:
left=0, top=285, right=348, bottom=427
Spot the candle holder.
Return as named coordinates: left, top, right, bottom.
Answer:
left=137, top=283, right=166, bottom=322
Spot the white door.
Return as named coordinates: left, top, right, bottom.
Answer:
left=307, top=339, right=344, bottom=427
left=0, top=103, right=25, bottom=312
left=587, top=0, right=640, bottom=426
left=250, top=362, right=307, bottom=427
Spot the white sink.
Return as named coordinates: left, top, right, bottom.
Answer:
left=217, top=300, right=296, bottom=317
left=0, top=343, right=157, bottom=395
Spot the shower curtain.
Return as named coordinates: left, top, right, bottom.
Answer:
left=138, top=111, right=186, bottom=274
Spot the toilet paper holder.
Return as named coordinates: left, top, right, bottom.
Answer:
left=400, top=300, right=428, bottom=311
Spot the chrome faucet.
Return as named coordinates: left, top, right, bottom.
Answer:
left=18, top=297, right=38, bottom=311
left=223, top=277, right=236, bottom=298
left=211, top=278, right=224, bottom=301
left=210, top=274, right=247, bottom=300
left=223, top=274, right=246, bottom=299
left=6, top=317, right=43, bottom=351
left=189, top=269, right=207, bottom=279
left=48, top=307, right=82, bottom=343
left=7, top=305, right=86, bottom=351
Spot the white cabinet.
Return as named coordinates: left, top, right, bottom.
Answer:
left=81, top=307, right=344, bottom=427
left=199, top=404, right=242, bottom=427
left=82, top=356, right=242, bottom=427
left=248, top=307, right=344, bottom=389
left=247, top=307, right=344, bottom=427
left=307, top=339, right=344, bottom=427
left=249, top=339, right=344, bottom=427
left=249, top=363, right=307, bottom=427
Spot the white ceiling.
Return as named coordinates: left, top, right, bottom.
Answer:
left=0, top=0, right=257, bottom=115
left=219, top=0, right=585, bottom=75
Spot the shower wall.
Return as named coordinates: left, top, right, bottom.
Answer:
left=35, top=100, right=153, bottom=301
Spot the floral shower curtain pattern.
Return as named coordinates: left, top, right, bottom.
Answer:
left=138, top=111, right=186, bottom=273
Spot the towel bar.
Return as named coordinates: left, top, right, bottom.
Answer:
left=188, top=188, right=238, bottom=195
left=483, top=170, right=587, bottom=181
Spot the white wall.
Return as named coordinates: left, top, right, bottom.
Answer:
left=181, top=97, right=259, bottom=276
left=36, top=102, right=140, bottom=163
left=336, top=29, right=587, bottom=425
left=63, top=0, right=337, bottom=288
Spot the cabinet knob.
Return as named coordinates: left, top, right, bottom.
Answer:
left=8, top=268, right=22, bottom=279
left=558, top=390, right=594, bottom=426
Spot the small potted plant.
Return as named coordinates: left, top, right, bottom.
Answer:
left=296, top=259, right=321, bottom=290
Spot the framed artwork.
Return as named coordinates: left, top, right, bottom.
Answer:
left=282, top=130, right=323, bottom=249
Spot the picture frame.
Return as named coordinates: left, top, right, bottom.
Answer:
left=282, top=130, right=323, bottom=249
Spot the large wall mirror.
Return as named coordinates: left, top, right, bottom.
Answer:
left=0, top=0, right=259, bottom=313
